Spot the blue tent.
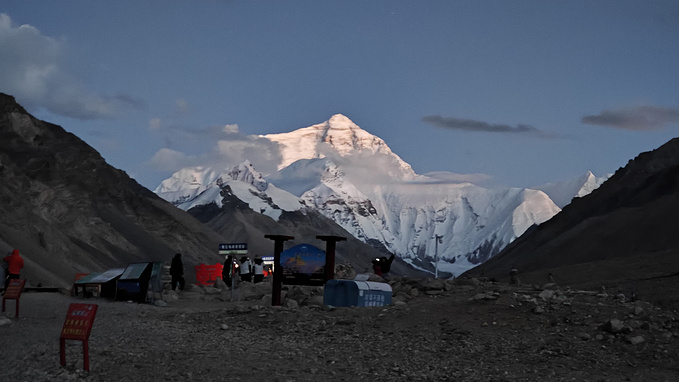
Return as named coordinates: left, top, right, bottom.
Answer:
left=280, top=244, right=326, bottom=285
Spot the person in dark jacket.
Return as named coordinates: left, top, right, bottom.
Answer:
left=380, top=254, right=395, bottom=274
left=372, top=254, right=395, bottom=277
left=372, top=257, right=383, bottom=276
left=169, top=253, right=185, bottom=291
left=222, top=255, right=235, bottom=287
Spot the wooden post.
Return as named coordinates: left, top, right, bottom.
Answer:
left=264, top=235, right=294, bottom=306
left=83, top=340, right=90, bottom=371
left=317, top=235, right=346, bottom=282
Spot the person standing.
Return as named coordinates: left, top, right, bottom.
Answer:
left=380, top=254, right=395, bottom=275
left=372, top=257, right=383, bottom=276
left=169, top=253, right=185, bottom=291
left=222, top=255, right=234, bottom=287
left=372, top=254, right=395, bottom=277
left=239, top=256, right=252, bottom=283
left=3, top=249, right=24, bottom=290
left=253, top=258, right=264, bottom=283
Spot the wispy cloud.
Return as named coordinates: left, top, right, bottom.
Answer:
left=0, top=13, right=143, bottom=120
left=422, top=115, right=553, bottom=137
left=582, top=105, right=679, bottom=130
left=174, top=99, right=191, bottom=114
left=420, top=171, right=492, bottom=185
left=147, top=123, right=283, bottom=176
left=148, top=148, right=192, bottom=172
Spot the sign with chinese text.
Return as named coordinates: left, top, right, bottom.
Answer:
left=194, top=263, right=225, bottom=286
left=218, top=243, right=248, bottom=255
left=60, top=303, right=98, bottom=341
left=3, top=278, right=26, bottom=300
left=2, top=279, right=26, bottom=317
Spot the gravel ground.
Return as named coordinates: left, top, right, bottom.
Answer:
left=1, top=277, right=678, bottom=381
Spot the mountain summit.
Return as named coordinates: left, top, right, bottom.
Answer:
left=262, top=114, right=415, bottom=178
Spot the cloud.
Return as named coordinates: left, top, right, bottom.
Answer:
left=149, top=117, right=162, bottom=130
left=175, top=99, right=190, bottom=114
left=337, top=152, right=414, bottom=185
left=215, top=136, right=282, bottom=174
left=147, top=124, right=283, bottom=177
left=223, top=124, right=239, bottom=134
left=422, top=115, right=552, bottom=137
left=420, top=171, right=493, bottom=185
left=148, top=148, right=193, bottom=172
left=0, top=13, right=143, bottom=120
left=582, top=105, right=679, bottom=130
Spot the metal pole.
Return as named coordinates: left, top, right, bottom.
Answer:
left=230, top=260, right=235, bottom=302
left=434, top=235, right=442, bottom=278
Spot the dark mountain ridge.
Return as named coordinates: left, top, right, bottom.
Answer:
left=465, top=138, right=679, bottom=307
left=0, top=93, right=231, bottom=287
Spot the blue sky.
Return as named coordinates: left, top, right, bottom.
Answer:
left=1, top=1, right=678, bottom=190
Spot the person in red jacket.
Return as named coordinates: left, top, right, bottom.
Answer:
left=3, top=249, right=24, bottom=290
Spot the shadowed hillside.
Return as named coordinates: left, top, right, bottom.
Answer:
left=465, top=138, right=679, bottom=308
left=0, top=93, right=232, bottom=287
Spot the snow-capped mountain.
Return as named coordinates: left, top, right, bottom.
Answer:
left=155, top=160, right=302, bottom=220
left=535, top=171, right=610, bottom=209
left=155, top=114, right=605, bottom=276
left=293, top=157, right=563, bottom=276
left=262, top=114, right=417, bottom=180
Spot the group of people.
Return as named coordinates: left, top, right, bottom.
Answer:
left=3, top=248, right=398, bottom=296
left=169, top=250, right=394, bottom=292
left=2, top=249, right=24, bottom=291
left=169, top=252, right=269, bottom=292
left=222, top=255, right=265, bottom=286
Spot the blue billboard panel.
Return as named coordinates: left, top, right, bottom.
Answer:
left=280, top=244, right=326, bottom=285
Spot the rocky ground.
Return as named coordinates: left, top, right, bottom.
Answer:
left=1, top=275, right=678, bottom=382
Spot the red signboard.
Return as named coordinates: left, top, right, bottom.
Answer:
left=3, top=278, right=26, bottom=299
left=195, top=263, right=224, bottom=286
left=2, top=279, right=26, bottom=317
left=60, top=303, right=98, bottom=371
left=61, top=303, right=98, bottom=340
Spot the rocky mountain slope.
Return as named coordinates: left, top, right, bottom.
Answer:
left=465, top=138, right=679, bottom=308
left=0, top=93, right=230, bottom=287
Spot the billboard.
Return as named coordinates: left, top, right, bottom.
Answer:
left=280, top=244, right=326, bottom=285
